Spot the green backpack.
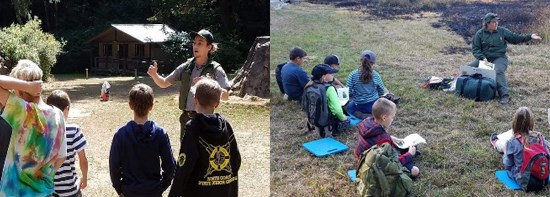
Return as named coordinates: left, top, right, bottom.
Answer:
left=356, top=143, right=413, bottom=197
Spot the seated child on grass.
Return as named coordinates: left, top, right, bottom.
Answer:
left=0, top=59, right=67, bottom=196
left=47, top=90, right=89, bottom=197
left=494, top=107, right=550, bottom=183
left=169, top=78, right=241, bottom=197
left=354, top=98, right=419, bottom=177
left=303, top=64, right=350, bottom=136
left=490, top=107, right=550, bottom=154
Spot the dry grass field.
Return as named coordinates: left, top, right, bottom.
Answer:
left=270, top=2, right=550, bottom=196
left=43, top=74, right=270, bottom=196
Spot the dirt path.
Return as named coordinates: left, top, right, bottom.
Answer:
left=45, top=75, right=269, bottom=196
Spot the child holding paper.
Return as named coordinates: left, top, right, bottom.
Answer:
left=354, top=98, right=420, bottom=177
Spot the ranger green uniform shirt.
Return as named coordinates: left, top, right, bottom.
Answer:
left=472, top=26, right=532, bottom=61
left=165, top=58, right=230, bottom=111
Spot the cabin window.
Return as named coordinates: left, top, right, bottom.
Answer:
left=119, top=44, right=128, bottom=58
left=135, top=44, right=145, bottom=57
left=103, top=44, right=112, bottom=56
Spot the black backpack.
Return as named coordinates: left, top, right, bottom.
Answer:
left=301, top=82, right=336, bottom=137
left=275, top=62, right=286, bottom=94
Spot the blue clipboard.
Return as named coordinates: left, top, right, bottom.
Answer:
left=349, top=115, right=362, bottom=126
left=348, top=169, right=357, bottom=182
left=495, top=170, right=521, bottom=190
left=303, top=138, right=349, bottom=157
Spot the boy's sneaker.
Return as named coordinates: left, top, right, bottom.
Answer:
left=414, top=146, right=421, bottom=156
left=499, top=95, right=510, bottom=105
left=490, top=132, right=498, bottom=149
left=318, top=128, right=326, bottom=138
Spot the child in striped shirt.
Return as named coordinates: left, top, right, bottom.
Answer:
left=346, top=50, right=386, bottom=119
left=47, top=90, right=88, bottom=197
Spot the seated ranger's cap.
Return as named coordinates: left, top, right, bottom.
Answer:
left=483, top=13, right=500, bottom=24
left=324, top=54, right=340, bottom=65
left=190, top=29, right=214, bottom=44
left=359, top=50, right=377, bottom=64
left=311, top=64, right=339, bottom=80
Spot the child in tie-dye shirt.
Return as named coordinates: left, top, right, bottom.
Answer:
left=0, top=59, right=67, bottom=197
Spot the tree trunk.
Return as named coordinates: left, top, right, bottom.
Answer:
left=43, top=0, right=51, bottom=31
left=230, top=36, right=269, bottom=98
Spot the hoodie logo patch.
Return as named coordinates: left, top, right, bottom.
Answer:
left=209, top=147, right=230, bottom=171
left=178, top=153, right=186, bottom=167
left=199, top=134, right=235, bottom=178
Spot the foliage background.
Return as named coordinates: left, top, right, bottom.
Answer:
left=0, top=0, right=269, bottom=75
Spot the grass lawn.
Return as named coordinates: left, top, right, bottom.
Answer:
left=270, top=3, right=550, bottom=196
left=43, top=74, right=270, bottom=196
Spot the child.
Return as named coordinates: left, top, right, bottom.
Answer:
left=47, top=90, right=88, bottom=197
left=323, top=54, right=345, bottom=88
left=0, top=59, right=67, bottom=196
left=354, top=98, right=420, bottom=177
left=169, top=78, right=241, bottom=197
left=109, top=83, right=175, bottom=197
left=304, top=64, right=350, bottom=136
left=346, top=50, right=387, bottom=119
left=501, top=107, right=550, bottom=183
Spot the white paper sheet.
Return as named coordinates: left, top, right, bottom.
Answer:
left=394, top=133, right=426, bottom=149
left=337, top=87, right=349, bottom=106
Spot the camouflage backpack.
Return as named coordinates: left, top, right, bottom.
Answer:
left=356, top=143, right=413, bottom=197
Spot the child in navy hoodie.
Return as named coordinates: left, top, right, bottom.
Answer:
left=109, top=84, right=176, bottom=197
left=169, top=78, right=241, bottom=197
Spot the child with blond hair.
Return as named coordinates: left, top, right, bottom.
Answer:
left=354, top=98, right=420, bottom=177
left=0, top=59, right=67, bottom=196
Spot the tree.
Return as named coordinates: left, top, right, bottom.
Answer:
left=230, top=36, right=269, bottom=98
left=0, top=18, right=65, bottom=81
left=11, top=0, right=31, bottom=23
left=161, top=31, right=192, bottom=72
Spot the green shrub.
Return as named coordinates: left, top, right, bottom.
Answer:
left=161, top=30, right=246, bottom=73
left=161, top=31, right=193, bottom=72
left=0, top=17, right=65, bottom=81
left=214, top=32, right=247, bottom=73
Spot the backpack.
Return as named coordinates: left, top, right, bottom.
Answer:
left=455, top=73, right=496, bottom=101
left=275, top=62, right=286, bottom=94
left=516, top=134, right=550, bottom=191
left=420, top=76, right=453, bottom=90
left=301, top=82, right=335, bottom=138
left=356, top=143, right=413, bottom=197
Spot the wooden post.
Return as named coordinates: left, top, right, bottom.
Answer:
left=134, top=68, right=137, bottom=80
left=85, top=68, right=89, bottom=79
